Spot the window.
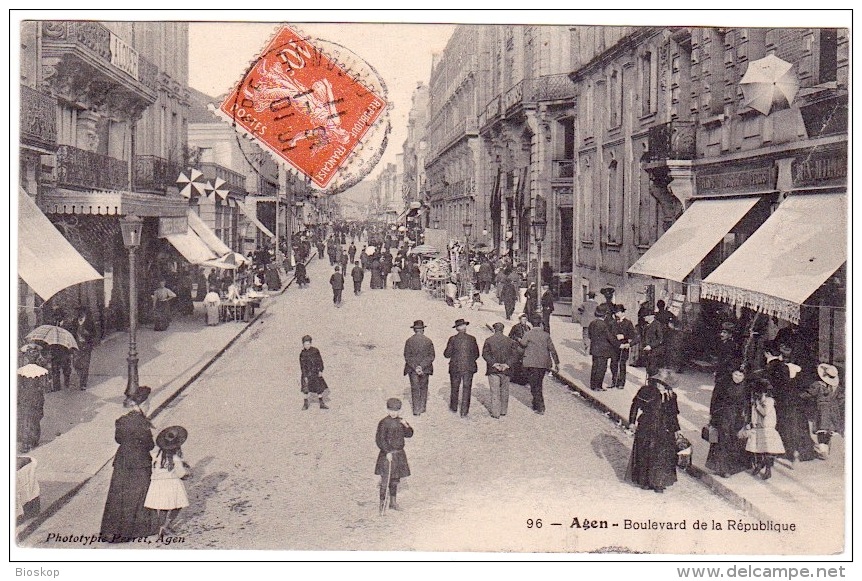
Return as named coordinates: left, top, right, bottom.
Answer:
left=609, top=70, right=621, bottom=127
left=637, top=153, right=657, bottom=246
left=607, top=159, right=623, bottom=244
left=640, top=51, right=655, bottom=116
left=672, top=36, right=692, bottom=120
left=818, top=29, right=838, bottom=83
left=579, top=158, right=594, bottom=243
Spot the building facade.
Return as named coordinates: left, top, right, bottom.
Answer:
left=19, top=21, right=191, bottom=336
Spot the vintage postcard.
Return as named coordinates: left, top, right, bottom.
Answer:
left=11, top=10, right=851, bottom=565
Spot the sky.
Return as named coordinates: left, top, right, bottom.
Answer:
left=188, top=22, right=455, bottom=192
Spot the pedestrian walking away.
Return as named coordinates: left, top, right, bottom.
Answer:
left=443, top=318, right=480, bottom=417
left=403, top=320, right=435, bottom=416
left=540, top=284, right=554, bottom=334
left=100, top=386, right=160, bottom=542
left=576, top=292, right=598, bottom=355
left=518, top=314, right=559, bottom=414
left=482, top=322, right=519, bottom=418
left=375, top=398, right=413, bottom=515
left=500, top=275, right=518, bottom=320
left=329, top=265, right=345, bottom=306
left=300, top=335, right=329, bottom=409
left=351, top=261, right=365, bottom=295
left=145, top=426, right=191, bottom=536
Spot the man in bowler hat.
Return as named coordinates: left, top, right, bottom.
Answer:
left=375, top=398, right=413, bottom=515
left=443, top=318, right=480, bottom=417
left=403, top=320, right=435, bottom=416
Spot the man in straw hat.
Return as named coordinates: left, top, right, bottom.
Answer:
left=375, top=398, right=413, bottom=515
left=443, top=319, right=480, bottom=417
left=403, top=320, right=435, bottom=416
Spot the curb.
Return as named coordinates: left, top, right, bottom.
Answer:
left=17, top=254, right=316, bottom=542
left=550, top=369, right=773, bottom=522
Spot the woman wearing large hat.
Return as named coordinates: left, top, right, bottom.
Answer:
left=801, top=363, right=844, bottom=459
left=100, top=386, right=160, bottom=541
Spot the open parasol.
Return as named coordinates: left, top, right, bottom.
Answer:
left=25, top=325, right=78, bottom=350
left=739, top=54, right=799, bottom=115
left=205, top=177, right=230, bottom=201
left=176, top=168, right=208, bottom=199
left=18, top=363, right=49, bottom=379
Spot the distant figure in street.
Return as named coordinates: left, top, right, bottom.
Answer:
left=609, top=305, right=638, bottom=389
left=588, top=304, right=616, bottom=391
left=204, top=290, right=221, bottom=326
left=540, top=284, right=554, bottom=334
left=508, top=313, right=532, bottom=385
left=351, top=261, right=364, bottom=295
left=641, top=310, right=665, bottom=377
left=403, top=320, right=435, bottom=416
left=152, top=280, right=177, bottom=332
left=101, top=386, right=159, bottom=542
left=295, top=260, right=308, bottom=289
left=443, top=318, right=480, bottom=417
left=519, top=315, right=559, bottom=415
left=348, top=242, right=357, bottom=264
left=71, top=306, right=97, bottom=390
left=329, top=266, right=345, bottom=307
left=477, top=260, right=494, bottom=294
left=500, top=276, right=518, bottom=320
left=577, top=292, right=598, bottom=355
left=523, top=283, right=537, bottom=320
left=627, top=369, right=682, bottom=493
left=482, top=322, right=519, bottom=419
left=145, top=426, right=190, bottom=537
left=48, top=306, right=72, bottom=392
left=300, top=335, right=328, bottom=410
left=375, top=398, right=413, bottom=515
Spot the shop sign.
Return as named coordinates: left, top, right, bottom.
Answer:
left=158, top=216, right=188, bottom=237
left=110, top=32, right=139, bottom=80
left=792, top=153, right=847, bottom=189
left=697, top=165, right=776, bottom=196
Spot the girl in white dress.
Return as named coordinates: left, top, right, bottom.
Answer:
left=145, top=426, right=191, bottom=536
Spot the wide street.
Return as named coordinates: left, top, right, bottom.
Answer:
left=23, top=256, right=814, bottom=554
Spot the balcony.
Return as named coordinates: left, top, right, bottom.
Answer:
left=529, top=73, right=576, bottom=102
left=56, top=145, right=129, bottom=191
left=646, top=121, right=696, bottom=163
left=552, top=159, right=575, bottom=179
left=133, top=155, right=182, bottom=194
left=200, top=162, right=247, bottom=195
left=20, top=85, right=57, bottom=153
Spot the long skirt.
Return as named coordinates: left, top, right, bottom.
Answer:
left=153, top=300, right=171, bottom=331
left=775, top=398, right=816, bottom=461
left=100, top=467, right=159, bottom=541
left=705, top=406, right=749, bottom=475
left=627, top=427, right=677, bottom=489
left=205, top=303, right=220, bottom=325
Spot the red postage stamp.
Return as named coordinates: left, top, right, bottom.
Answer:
left=218, top=25, right=388, bottom=188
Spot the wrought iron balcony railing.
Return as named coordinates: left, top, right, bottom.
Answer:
left=200, top=162, right=247, bottom=195
left=552, top=159, right=575, bottom=179
left=133, top=155, right=182, bottom=194
left=646, top=121, right=696, bottom=162
left=20, top=85, right=57, bottom=152
left=56, top=144, right=129, bottom=191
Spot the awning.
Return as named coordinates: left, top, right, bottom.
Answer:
left=187, top=209, right=232, bottom=255
left=236, top=201, right=275, bottom=239
left=627, top=196, right=761, bottom=282
left=18, top=188, right=103, bottom=300
left=165, top=229, right=218, bottom=264
left=701, top=192, right=847, bottom=324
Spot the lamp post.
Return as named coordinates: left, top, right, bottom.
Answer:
left=120, top=214, right=143, bottom=405
left=532, top=216, right=547, bottom=317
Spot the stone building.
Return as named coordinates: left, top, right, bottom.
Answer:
left=19, top=21, right=191, bottom=335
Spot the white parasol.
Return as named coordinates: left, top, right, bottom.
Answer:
left=206, top=177, right=230, bottom=201
left=365, top=246, right=377, bottom=255
left=177, top=168, right=207, bottom=199
left=739, top=54, right=799, bottom=115
left=18, top=364, right=49, bottom=379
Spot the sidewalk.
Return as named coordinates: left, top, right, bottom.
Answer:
left=458, top=292, right=845, bottom=532
left=16, top=260, right=310, bottom=540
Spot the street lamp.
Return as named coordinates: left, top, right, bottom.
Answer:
left=532, top=216, right=547, bottom=317
left=120, top=214, right=143, bottom=406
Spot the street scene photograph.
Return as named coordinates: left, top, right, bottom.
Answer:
left=11, top=10, right=850, bottom=562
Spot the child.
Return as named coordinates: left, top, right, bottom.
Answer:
left=745, top=379, right=785, bottom=480
left=145, top=426, right=191, bottom=536
left=375, top=398, right=413, bottom=515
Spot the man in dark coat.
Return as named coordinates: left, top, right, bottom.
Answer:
left=443, top=318, right=480, bottom=417
left=576, top=292, right=599, bottom=355
left=482, top=322, right=519, bottom=418
left=329, top=265, right=345, bottom=307
left=70, top=306, right=98, bottom=390
left=519, top=314, right=560, bottom=414
left=300, top=335, right=328, bottom=410
left=477, top=260, right=494, bottom=294
left=375, top=398, right=413, bottom=514
left=588, top=304, right=617, bottom=391
left=540, top=284, right=555, bottom=334
left=500, top=276, right=519, bottom=320
left=609, top=304, right=638, bottom=389
left=641, top=311, right=665, bottom=377
left=348, top=242, right=357, bottom=264
left=403, top=320, right=435, bottom=416
left=508, top=313, right=531, bottom=385
left=350, top=261, right=364, bottom=295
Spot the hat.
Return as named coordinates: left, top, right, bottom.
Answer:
left=386, top=398, right=402, bottom=411
left=594, top=304, right=609, bottom=318
left=411, top=320, right=426, bottom=330
left=614, top=304, right=626, bottom=314
left=156, top=426, right=188, bottom=451
left=453, top=318, right=470, bottom=328
left=125, top=386, right=152, bottom=407
left=720, top=322, right=736, bottom=332
left=649, top=369, right=679, bottom=389
left=19, top=343, right=39, bottom=353
left=492, top=322, right=505, bottom=332
left=817, top=363, right=839, bottom=387
left=518, top=313, right=529, bottom=320
left=301, top=335, right=313, bottom=343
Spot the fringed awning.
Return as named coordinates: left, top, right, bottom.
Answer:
left=701, top=282, right=801, bottom=324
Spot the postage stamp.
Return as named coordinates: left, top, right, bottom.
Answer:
left=215, top=24, right=389, bottom=192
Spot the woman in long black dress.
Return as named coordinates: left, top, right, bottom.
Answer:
left=627, top=369, right=682, bottom=493
left=100, top=386, right=159, bottom=542
left=705, top=368, right=749, bottom=477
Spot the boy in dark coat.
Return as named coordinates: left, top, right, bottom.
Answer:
left=375, top=398, right=413, bottom=515
left=300, top=335, right=328, bottom=410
